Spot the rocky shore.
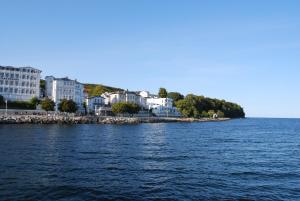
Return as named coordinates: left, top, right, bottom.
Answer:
left=0, top=114, right=230, bottom=124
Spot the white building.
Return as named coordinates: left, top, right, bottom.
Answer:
left=45, top=76, right=84, bottom=111
left=146, top=97, right=173, bottom=108
left=139, top=90, right=181, bottom=117
left=85, top=96, right=105, bottom=113
left=102, top=91, right=145, bottom=107
left=151, top=105, right=181, bottom=117
left=0, top=66, right=41, bottom=101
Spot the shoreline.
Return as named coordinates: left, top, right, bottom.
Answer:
left=0, top=114, right=230, bottom=124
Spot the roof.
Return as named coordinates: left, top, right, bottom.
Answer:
left=110, top=90, right=139, bottom=95
left=46, top=76, right=83, bottom=84
left=0, top=65, right=42, bottom=73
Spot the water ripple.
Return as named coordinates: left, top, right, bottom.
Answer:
left=0, top=118, right=300, bottom=200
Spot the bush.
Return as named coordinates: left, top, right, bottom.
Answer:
left=30, top=97, right=40, bottom=108
left=0, top=96, right=40, bottom=110
left=112, top=102, right=141, bottom=115
left=41, top=98, right=55, bottom=111
left=7, top=101, right=35, bottom=110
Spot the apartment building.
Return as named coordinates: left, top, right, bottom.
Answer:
left=0, top=66, right=41, bottom=101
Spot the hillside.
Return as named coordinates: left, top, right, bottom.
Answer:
left=84, top=84, right=123, bottom=97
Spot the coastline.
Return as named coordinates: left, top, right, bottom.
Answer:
left=0, top=114, right=230, bottom=124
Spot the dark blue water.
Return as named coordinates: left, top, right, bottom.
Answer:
left=0, top=118, right=300, bottom=200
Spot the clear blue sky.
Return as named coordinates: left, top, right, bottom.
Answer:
left=0, top=0, right=299, bottom=118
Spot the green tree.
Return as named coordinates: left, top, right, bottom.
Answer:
left=128, top=103, right=141, bottom=114
left=40, top=79, right=46, bottom=90
left=112, top=102, right=141, bottom=116
left=175, top=94, right=245, bottom=119
left=207, top=110, right=215, bottom=118
left=201, top=111, right=209, bottom=118
left=30, top=97, right=40, bottom=108
left=58, top=99, right=78, bottom=113
left=167, top=92, right=184, bottom=102
left=158, top=88, right=168, bottom=98
left=41, top=98, right=55, bottom=111
left=112, top=102, right=128, bottom=115
left=217, top=110, right=225, bottom=118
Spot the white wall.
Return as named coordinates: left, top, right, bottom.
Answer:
left=0, top=66, right=41, bottom=101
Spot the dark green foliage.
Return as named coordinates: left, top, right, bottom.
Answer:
left=58, top=99, right=78, bottom=113
left=175, top=94, right=245, bottom=118
left=112, top=102, right=141, bottom=115
left=7, top=101, right=36, bottom=110
left=41, top=98, right=55, bottom=111
left=158, top=88, right=168, bottom=98
left=167, top=92, right=184, bottom=101
left=30, top=97, right=40, bottom=107
left=84, top=84, right=123, bottom=97
left=167, top=92, right=184, bottom=102
left=83, top=102, right=87, bottom=115
left=0, top=95, right=38, bottom=109
left=40, top=79, right=46, bottom=90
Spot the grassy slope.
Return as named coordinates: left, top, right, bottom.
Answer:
left=84, top=83, right=123, bottom=97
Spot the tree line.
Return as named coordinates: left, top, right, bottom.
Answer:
left=158, top=87, right=245, bottom=118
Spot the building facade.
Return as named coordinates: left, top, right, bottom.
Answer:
left=146, top=97, right=173, bottom=108
left=45, top=76, right=84, bottom=111
left=85, top=96, right=105, bottom=113
left=0, top=66, right=41, bottom=101
left=139, top=91, right=181, bottom=117
left=102, top=91, right=144, bottom=107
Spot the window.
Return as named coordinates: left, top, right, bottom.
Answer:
left=5, top=73, right=9, bottom=77
left=0, top=80, right=3, bottom=85
left=10, top=74, right=14, bottom=78
left=4, top=88, right=8, bottom=92
left=10, top=81, right=13, bottom=85
left=16, top=74, right=19, bottom=79
left=21, top=89, right=25, bottom=94
left=22, top=75, right=25, bottom=79
left=5, top=80, right=8, bottom=85
left=9, top=88, right=13, bottom=93
left=0, top=88, right=2, bottom=92
left=14, top=88, right=18, bottom=93
left=15, top=81, right=18, bottom=86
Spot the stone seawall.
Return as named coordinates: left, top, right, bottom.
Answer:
left=0, top=115, right=230, bottom=124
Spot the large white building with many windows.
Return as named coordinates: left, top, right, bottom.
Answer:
left=139, top=91, right=181, bottom=117
left=102, top=91, right=145, bottom=107
left=0, top=66, right=41, bottom=101
left=45, top=76, right=84, bottom=110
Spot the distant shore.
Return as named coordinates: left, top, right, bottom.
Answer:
left=0, top=114, right=230, bottom=124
